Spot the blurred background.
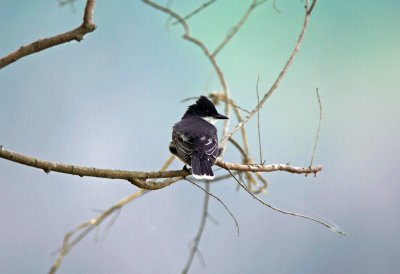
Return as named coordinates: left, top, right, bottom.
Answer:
left=1, top=0, right=399, bottom=273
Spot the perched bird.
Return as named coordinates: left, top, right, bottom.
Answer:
left=169, top=96, right=228, bottom=180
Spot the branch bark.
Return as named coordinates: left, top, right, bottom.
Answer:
left=0, top=146, right=322, bottom=189
left=0, top=0, right=96, bottom=69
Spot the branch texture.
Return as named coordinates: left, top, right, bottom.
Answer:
left=0, top=0, right=96, bottom=69
left=0, top=146, right=322, bottom=188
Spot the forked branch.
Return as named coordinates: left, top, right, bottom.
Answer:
left=221, top=0, right=318, bottom=147
left=0, top=0, right=97, bottom=69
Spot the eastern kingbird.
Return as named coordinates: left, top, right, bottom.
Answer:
left=169, top=96, right=228, bottom=180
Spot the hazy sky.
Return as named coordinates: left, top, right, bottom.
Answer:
left=1, top=1, right=399, bottom=273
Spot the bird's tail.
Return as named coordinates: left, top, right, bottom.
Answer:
left=191, top=157, right=214, bottom=180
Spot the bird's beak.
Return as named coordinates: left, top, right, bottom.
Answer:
left=213, top=114, right=229, bottom=119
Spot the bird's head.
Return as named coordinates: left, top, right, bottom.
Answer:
left=182, top=96, right=228, bottom=123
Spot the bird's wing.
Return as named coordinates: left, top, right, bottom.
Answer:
left=172, top=130, right=195, bottom=163
left=200, top=135, right=219, bottom=163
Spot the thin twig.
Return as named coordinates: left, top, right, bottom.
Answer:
left=220, top=0, right=318, bottom=148
left=171, top=0, right=217, bottom=26
left=255, top=0, right=268, bottom=8
left=228, top=137, right=248, bottom=158
left=225, top=169, right=348, bottom=236
left=206, top=213, right=220, bottom=225
left=211, top=92, right=266, bottom=192
left=272, top=0, right=281, bottom=13
left=142, top=0, right=230, bottom=146
left=227, top=137, right=266, bottom=193
left=307, top=0, right=317, bottom=15
left=0, top=0, right=97, bottom=69
left=308, top=88, right=322, bottom=173
left=212, top=172, right=238, bottom=182
left=208, top=93, right=251, bottom=114
left=210, top=0, right=268, bottom=150
left=210, top=93, right=251, bottom=162
left=256, top=75, right=263, bottom=164
left=58, top=0, right=79, bottom=12
left=185, top=178, right=239, bottom=235
left=182, top=182, right=210, bottom=274
left=216, top=159, right=322, bottom=174
left=48, top=189, right=148, bottom=274
left=212, top=0, right=262, bottom=57
left=48, top=155, right=177, bottom=273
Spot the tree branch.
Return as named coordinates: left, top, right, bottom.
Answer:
left=0, top=146, right=188, bottom=188
left=49, top=189, right=147, bottom=274
left=308, top=88, right=322, bottom=171
left=212, top=0, right=262, bottom=57
left=0, top=146, right=322, bottom=188
left=0, top=0, right=96, bottom=70
left=226, top=168, right=348, bottom=236
left=171, top=0, right=217, bottom=26
left=142, top=0, right=231, bottom=149
left=217, top=159, right=322, bottom=174
left=182, top=182, right=210, bottom=274
left=48, top=154, right=177, bottom=273
left=220, top=0, right=318, bottom=147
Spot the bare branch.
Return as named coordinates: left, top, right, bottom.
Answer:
left=212, top=0, right=262, bottom=57
left=272, top=0, right=281, bottom=13
left=49, top=189, right=148, bottom=274
left=0, top=146, right=321, bottom=187
left=307, top=0, right=317, bottom=15
left=0, top=0, right=97, bottom=70
left=48, top=154, right=176, bottom=273
left=221, top=0, right=317, bottom=147
left=212, top=93, right=267, bottom=192
left=0, top=146, right=188, bottom=188
left=308, top=88, right=322, bottom=172
left=228, top=137, right=248, bottom=159
left=216, top=159, right=322, bottom=175
left=185, top=178, right=239, bottom=235
left=225, top=169, right=348, bottom=236
left=210, top=93, right=250, bottom=156
left=171, top=0, right=217, bottom=26
left=182, top=182, right=210, bottom=274
left=142, top=0, right=230, bottom=142
left=256, top=75, right=263, bottom=164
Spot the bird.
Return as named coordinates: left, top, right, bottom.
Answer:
left=169, top=96, right=228, bottom=180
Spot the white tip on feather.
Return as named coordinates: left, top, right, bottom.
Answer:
left=192, top=174, right=215, bottom=180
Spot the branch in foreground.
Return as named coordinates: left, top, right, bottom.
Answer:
left=0, top=0, right=97, bottom=69
left=225, top=169, right=349, bottom=236
left=0, top=146, right=323, bottom=188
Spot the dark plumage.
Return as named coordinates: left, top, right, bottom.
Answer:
left=169, top=96, right=228, bottom=180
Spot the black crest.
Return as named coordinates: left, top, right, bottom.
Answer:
left=182, top=96, right=219, bottom=119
